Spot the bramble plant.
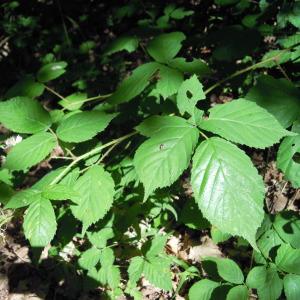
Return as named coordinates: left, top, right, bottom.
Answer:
left=1, top=0, right=300, bottom=299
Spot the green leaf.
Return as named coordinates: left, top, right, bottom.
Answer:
left=275, top=243, right=300, bottom=274
left=143, top=256, right=172, bottom=291
left=246, top=265, right=283, bottom=300
left=146, top=235, right=168, bottom=259
left=106, top=265, right=121, bottom=289
left=155, top=65, right=183, bottom=99
left=23, top=197, right=57, bottom=247
left=0, top=183, right=14, bottom=205
left=71, top=165, right=115, bottom=231
left=87, top=227, right=114, bottom=249
left=42, top=184, right=78, bottom=200
left=58, top=92, right=87, bottom=111
left=189, top=279, right=220, bottom=300
left=284, top=274, right=300, bottom=300
left=200, top=99, right=293, bottom=148
left=211, top=226, right=232, bottom=244
left=136, top=115, right=190, bottom=137
left=203, top=257, right=244, bottom=284
left=0, top=169, right=12, bottom=186
left=256, top=228, right=283, bottom=260
left=5, top=132, right=57, bottom=171
left=105, top=36, right=138, bottom=55
left=246, top=75, right=300, bottom=128
left=134, top=116, right=199, bottom=199
left=277, top=135, right=300, bottom=188
left=99, top=247, right=115, bottom=268
left=5, top=75, right=44, bottom=98
left=56, top=111, right=116, bottom=143
left=146, top=32, right=186, bottom=63
left=108, top=62, right=159, bottom=105
left=5, top=189, right=41, bottom=209
left=0, top=97, right=51, bottom=133
left=128, top=256, right=144, bottom=283
left=78, top=247, right=102, bottom=270
left=177, top=75, right=205, bottom=115
left=273, top=211, right=300, bottom=248
left=191, top=137, right=264, bottom=248
left=226, top=285, right=248, bottom=300
left=168, top=57, right=211, bottom=77
left=37, top=61, right=67, bottom=83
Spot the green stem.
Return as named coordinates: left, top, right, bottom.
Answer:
left=204, top=48, right=292, bottom=95
left=45, top=85, right=64, bottom=100
left=49, top=132, right=137, bottom=185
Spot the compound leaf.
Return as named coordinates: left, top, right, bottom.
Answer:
left=5, top=132, right=56, bottom=171
left=56, top=111, right=116, bottom=143
left=108, top=62, right=160, bottom=104
left=246, top=265, right=283, bottom=300
left=246, top=75, right=300, bottom=128
left=143, top=257, right=172, bottom=291
left=177, top=75, right=205, bottom=115
left=146, top=32, right=186, bottom=63
left=0, top=97, right=51, bottom=133
left=200, top=99, right=293, bottom=148
left=189, top=279, right=220, bottom=300
left=191, top=137, right=264, bottom=248
left=284, top=274, right=300, bottom=300
left=203, top=257, right=244, bottom=284
left=134, top=116, right=199, bottom=199
left=23, top=197, right=57, bottom=247
left=71, top=165, right=115, bottom=231
left=275, top=243, right=300, bottom=274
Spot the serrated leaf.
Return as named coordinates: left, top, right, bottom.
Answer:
left=226, top=285, right=248, bottom=300
left=99, top=248, right=115, bottom=268
left=5, top=75, right=44, bottom=98
left=191, top=137, right=264, bottom=248
left=284, top=274, right=300, bottom=300
left=275, top=243, right=300, bottom=274
left=155, top=65, right=183, bottom=99
left=0, top=97, right=51, bottom=133
left=87, top=227, right=114, bottom=249
left=203, top=257, right=244, bottom=284
left=5, top=189, right=41, bottom=209
left=136, top=115, right=191, bottom=137
left=200, top=99, right=293, bottom=148
left=58, top=92, right=87, bottom=111
left=23, top=197, right=57, bottom=247
left=146, top=32, right=186, bottom=63
left=71, top=165, right=115, bottom=231
left=5, top=132, right=57, bottom=171
left=105, top=36, right=138, bottom=55
left=56, top=111, right=116, bottom=143
left=108, top=62, right=159, bottom=105
left=177, top=75, right=205, bottom=115
left=128, top=256, right=144, bottom=283
left=143, top=257, right=172, bottom=291
left=246, top=75, right=300, bottom=128
left=37, top=61, right=67, bottom=83
left=79, top=247, right=102, bottom=270
left=146, top=235, right=168, bottom=259
left=168, top=57, right=211, bottom=77
left=134, top=116, right=199, bottom=199
left=42, top=184, right=78, bottom=200
left=189, top=279, right=220, bottom=300
left=277, top=135, right=300, bottom=188
left=106, top=265, right=121, bottom=289
left=246, top=265, right=283, bottom=300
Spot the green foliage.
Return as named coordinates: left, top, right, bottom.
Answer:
left=1, top=1, right=300, bottom=298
